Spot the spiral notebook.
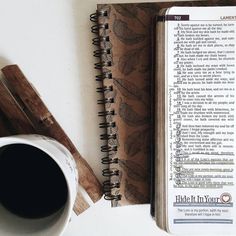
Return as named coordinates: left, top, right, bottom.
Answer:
left=90, top=0, right=235, bottom=207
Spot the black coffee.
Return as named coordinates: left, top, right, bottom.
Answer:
left=0, top=144, right=68, bottom=219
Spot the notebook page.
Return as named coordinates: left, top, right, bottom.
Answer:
left=166, top=6, right=236, bottom=235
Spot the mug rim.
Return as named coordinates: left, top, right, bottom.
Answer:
left=0, top=135, right=76, bottom=235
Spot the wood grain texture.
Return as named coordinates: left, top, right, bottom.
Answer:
left=0, top=79, right=36, bottom=134
left=0, top=64, right=103, bottom=214
left=0, top=109, right=12, bottom=137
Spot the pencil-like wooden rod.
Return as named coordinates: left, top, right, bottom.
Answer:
left=0, top=109, right=13, bottom=137
left=1, top=64, right=103, bottom=214
left=0, top=79, right=36, bottom=134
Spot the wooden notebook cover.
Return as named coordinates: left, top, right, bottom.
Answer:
left=96, top=0, right=236, bottom=206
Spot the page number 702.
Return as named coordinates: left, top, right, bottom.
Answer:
left=174, top=15, right=182, bottom=20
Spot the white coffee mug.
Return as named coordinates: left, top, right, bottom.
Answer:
left=0, top=134, right=78, bottom=236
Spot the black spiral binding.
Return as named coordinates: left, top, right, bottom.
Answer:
left=90, top=10, right=121, bottom=202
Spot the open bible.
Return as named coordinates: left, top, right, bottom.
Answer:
left=155, top=6, right=236, bottom=234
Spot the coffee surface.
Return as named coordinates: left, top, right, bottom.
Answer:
left=0, top=144, right=68, bottom=218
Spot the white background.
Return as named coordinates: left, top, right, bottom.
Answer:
left=0, top=1, right=229, bottom=236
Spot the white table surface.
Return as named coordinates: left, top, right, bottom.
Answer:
left=0, top=1, right=230, bottom=236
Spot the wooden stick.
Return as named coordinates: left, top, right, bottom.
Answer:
left=0, top=109, right=12, bottom=137
left=0, top=79, right=36, bottom=134
left=73, top=190, right=90, bottom=215
left=1, top=65, right=103, bottom=214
